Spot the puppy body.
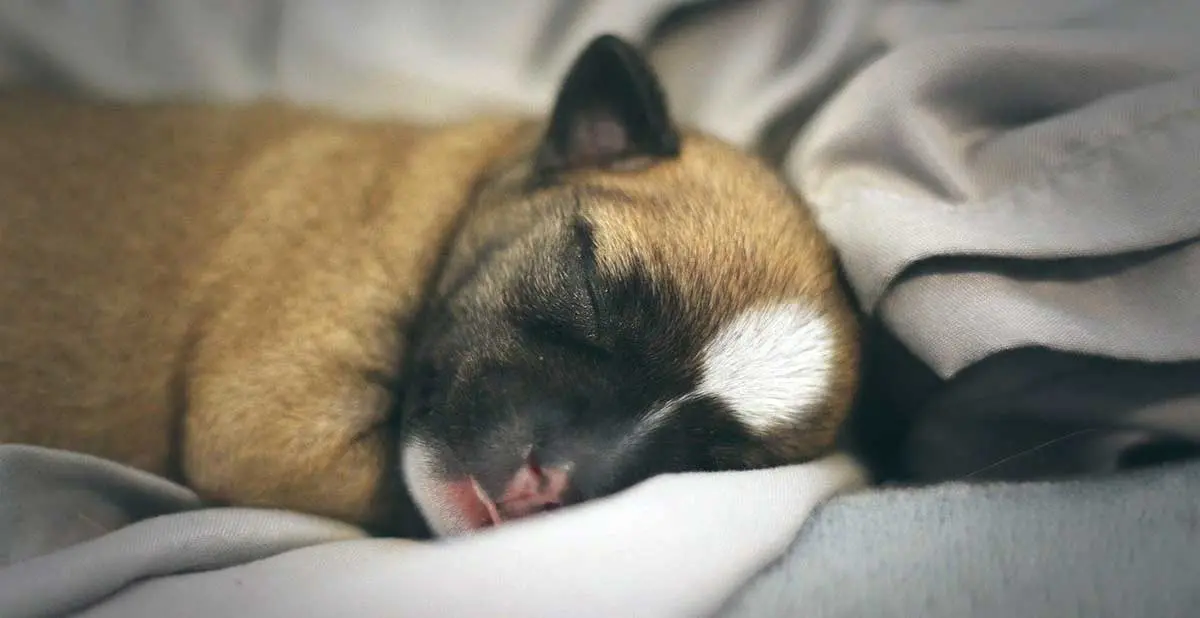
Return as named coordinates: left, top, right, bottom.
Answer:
left=0, top=37, right=858, bottom=535
left=0, top=96, right=521, bottom=523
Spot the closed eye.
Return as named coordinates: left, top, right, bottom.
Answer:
left=572, top=216, right=605, bottom=338
left=510, top=217, right=611, bottom=359
left=519, top=308, right=612, bottom=361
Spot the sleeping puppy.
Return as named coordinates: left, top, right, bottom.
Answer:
left=0, top=35, right=859, bottom=537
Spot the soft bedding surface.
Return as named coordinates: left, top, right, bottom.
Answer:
left=4, top=444, right=1198, bottom=618
left=0, top=444, right=864, bottom=618
left=1, top=1, right=1199, bottom=616
left=719, top=456, right=1200, bottom=618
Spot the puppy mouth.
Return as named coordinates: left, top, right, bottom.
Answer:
left=440, top=476, right=504, bottom=530
left=469, top=477, right=504, bottom=526
left=403, top=441, right=569, bottom=536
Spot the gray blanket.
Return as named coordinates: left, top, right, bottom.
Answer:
left=721, top=457, right=1200, bottom=618
left=3, top=444, right=1197, bottom=618
left=1, top=1, right=1198, bottom=616
left=1, top=444, right=865, bottom=618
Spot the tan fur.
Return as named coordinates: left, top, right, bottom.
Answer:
left=0, top=90, right=855, bottom=528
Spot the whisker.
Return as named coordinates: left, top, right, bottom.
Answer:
left=964, top=428, right=1100, bottom=479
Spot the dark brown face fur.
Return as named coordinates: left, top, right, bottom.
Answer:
left=397, top=36, right=858, bottom=536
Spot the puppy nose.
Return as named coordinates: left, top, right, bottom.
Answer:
left=496, top=453, right=569, bottom=520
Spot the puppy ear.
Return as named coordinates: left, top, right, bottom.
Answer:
left=534, top=34, right=681, bottom=176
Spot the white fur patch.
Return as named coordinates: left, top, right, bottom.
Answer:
left=401, top=439, right=468, bottom=537
left=697, top=303, right=835, bottom=434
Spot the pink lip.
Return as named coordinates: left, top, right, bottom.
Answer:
left=441, top=464, right=570, bottom=532
left=470, top=477, right=504, bottom=527
left=444, top=477, right=503, bottom=529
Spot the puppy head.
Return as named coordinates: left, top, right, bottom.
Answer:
left=399, top=35, right=859, bottom=536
